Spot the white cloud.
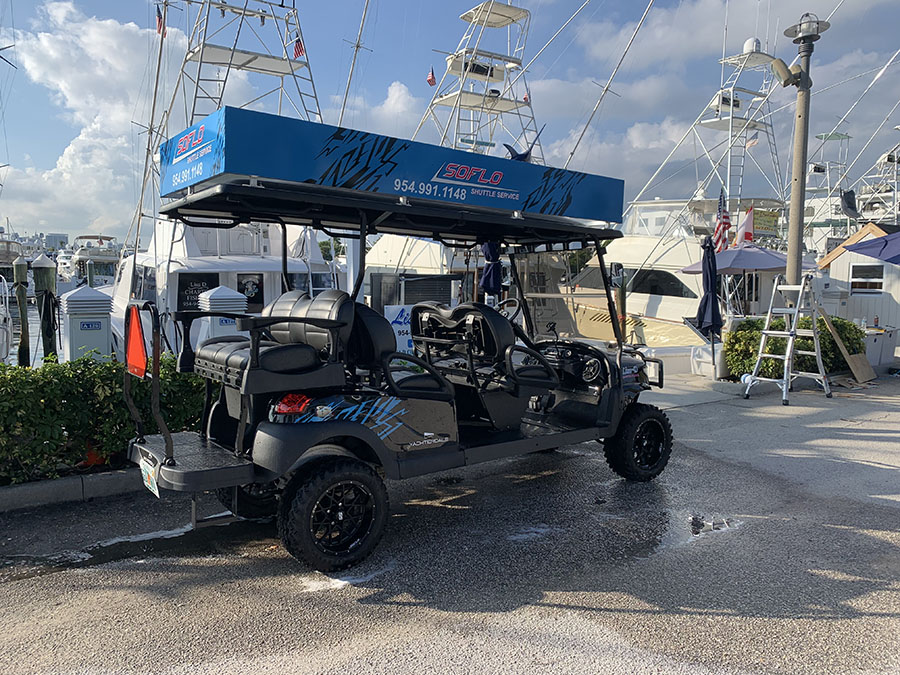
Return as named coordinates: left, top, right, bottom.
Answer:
left=327, top=81, right=425, bottom=139
left=0, top=1, right=173, bottom=236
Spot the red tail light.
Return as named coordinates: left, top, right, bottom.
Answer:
left=275, top=394, right=312, bottom=414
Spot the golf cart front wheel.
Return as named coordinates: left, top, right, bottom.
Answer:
left=604, top=403, right=673, bottom=481
left=278, top=456, right=388, bottom=572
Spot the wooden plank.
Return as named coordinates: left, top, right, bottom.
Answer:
left=816, top=302, right=877, bottom=383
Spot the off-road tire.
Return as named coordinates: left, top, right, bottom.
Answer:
left=604, top=403, right=672, bottom=481
left=215, top=483, right=279, bottom=519
left=278, top=457, right=388, bottom=572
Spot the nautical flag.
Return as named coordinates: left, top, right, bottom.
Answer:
left=523, top=89, right=530, bottom=104
left=155, top=5, right=167, bottom=37
left=712, top=187, right=731, bottom=253
left=426, top=66, right=436, bottom=87
left=293, top=35, right=305, bottom=59
left=735, top=207, right=754, bottom=246
left=745, top=131, right=759, bottom=149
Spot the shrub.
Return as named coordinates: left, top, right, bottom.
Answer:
left=723, top=316, right=865, bottom=380
left=0, top=354, right=204, bottom=485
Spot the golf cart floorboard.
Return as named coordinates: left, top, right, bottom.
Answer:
left=129, top=432, right=255, bottom=492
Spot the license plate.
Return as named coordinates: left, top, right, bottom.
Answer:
left=138, top=450, right=160, bottom=498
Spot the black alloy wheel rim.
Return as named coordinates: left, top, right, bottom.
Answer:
left=309, top=480, right=376, bottom=555
left=632, top=418, right=665, bottom=469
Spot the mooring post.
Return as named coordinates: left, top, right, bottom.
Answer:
left=86, top=259, right=95, bottom=288
left=31, top=253, right=58, bottom=361
left=13, top=255, right=29, bottom=367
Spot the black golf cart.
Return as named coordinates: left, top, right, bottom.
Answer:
left=124, top=107, right=671, bottom=570
left=124, top=180, right=670, bottom=572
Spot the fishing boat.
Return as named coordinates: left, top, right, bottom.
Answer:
left=107, top=0, right=334, bottom=357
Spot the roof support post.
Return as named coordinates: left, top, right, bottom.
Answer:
left=280, top=221, right=290, bottom=294
left=350, top=211, right=367, bottom=300
left=507, top=251, right=536, bottom=338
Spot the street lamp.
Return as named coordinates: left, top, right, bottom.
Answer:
left=771, top=13, right=830, bottom=286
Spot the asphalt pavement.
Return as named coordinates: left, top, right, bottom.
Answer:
left=1, top=377, right=899, bottom=674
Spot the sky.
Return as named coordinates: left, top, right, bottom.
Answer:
left=0, top=0, right=899, bottom=242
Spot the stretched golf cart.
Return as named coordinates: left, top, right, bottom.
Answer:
left=126, top=108, right=671, bottom=571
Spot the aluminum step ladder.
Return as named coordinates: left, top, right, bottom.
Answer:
left=743, top=274, right=832, bottom=405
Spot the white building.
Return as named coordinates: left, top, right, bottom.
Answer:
left=818, top=223, right=900, bottom=331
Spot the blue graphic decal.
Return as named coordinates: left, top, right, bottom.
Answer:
left=286, top=395, right=409, bottom=440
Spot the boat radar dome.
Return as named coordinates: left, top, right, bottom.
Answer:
left=743, top=37, right=761, bottom=54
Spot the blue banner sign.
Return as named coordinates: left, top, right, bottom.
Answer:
left=160, top=107, right=624, bottom=222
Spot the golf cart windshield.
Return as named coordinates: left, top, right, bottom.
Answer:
left=514, top=247, right=619, bottom=343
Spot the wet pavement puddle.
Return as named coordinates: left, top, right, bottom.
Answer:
left=0, top=516, right=274, bottom=583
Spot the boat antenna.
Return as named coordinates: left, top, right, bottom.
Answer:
left=338, top=0, right=372, bottom=127
left=719, top=0, right=729, bottom=92
left=122, top=0, right=169, bottom=293
left=497, top=0, right=593, bottom=101
left=563, top=0, right=654, bottom=169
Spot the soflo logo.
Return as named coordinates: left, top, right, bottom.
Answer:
left=173, top=124, right=206, bottom=162
left=433, top=163, right=504, bottom=187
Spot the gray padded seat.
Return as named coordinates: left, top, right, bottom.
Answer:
left=194, top=335, right=320, bottom=388
left=193, top=290, right=354, bottom=391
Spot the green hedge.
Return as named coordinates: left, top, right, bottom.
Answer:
left=0, top=355, right=205, bottom=485
left=723, top=316, right=866, bottom=380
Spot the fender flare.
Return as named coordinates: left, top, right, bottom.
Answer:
left=251, top=420, right=401, bottom=479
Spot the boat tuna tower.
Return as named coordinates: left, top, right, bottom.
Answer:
left=412, top=1, right=544, bottom=164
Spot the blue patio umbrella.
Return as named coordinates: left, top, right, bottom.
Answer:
left=844, top=230, right=900, bottom=265
left=695, top=236, right=723, bottom=379
left=479, top=241, right=503, bottom=296
left=680, top=244, right=814, bottom=275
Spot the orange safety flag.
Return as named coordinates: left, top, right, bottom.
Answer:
left=126, top=305, right=148, bottom=378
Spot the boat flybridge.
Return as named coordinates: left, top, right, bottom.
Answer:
left=66, top=235, right=121, bottom=286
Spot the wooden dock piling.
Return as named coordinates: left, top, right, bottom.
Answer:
left=31, top=253, right=58, bottom=362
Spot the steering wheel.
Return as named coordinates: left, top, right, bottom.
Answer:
left=497, top=297, right=522, bottom=321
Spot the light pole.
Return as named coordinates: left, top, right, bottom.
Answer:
left=771, top=13, right=829, bottom=285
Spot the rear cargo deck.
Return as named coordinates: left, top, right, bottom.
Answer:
left=129, top=432, right=256, bottom=492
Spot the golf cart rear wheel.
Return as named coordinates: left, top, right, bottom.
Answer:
left=604, top=403, right=672, bottom=482
left=215, top=483, right=278, bottom=519
left=278, top=456, right=388, bottom=572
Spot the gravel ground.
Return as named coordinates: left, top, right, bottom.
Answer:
left=1, top=379, right=899, bottom=674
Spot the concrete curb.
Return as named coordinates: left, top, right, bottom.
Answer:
left=0, top=468, right=143, bottom=514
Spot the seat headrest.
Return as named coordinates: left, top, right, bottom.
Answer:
left=264, top=289, right=354, bottom=354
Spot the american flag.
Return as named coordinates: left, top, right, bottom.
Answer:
left=745, top=131, right=759, bottom=149
left=712, top=187, right=731, bottom=252
left=155, top=5, right=166, bottom=37
left=293, top=35, right=305, bottom=59
left=426, top=66, right=436, bottom=87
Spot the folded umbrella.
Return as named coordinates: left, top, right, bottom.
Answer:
left=479, top=241, right=503, bottom=296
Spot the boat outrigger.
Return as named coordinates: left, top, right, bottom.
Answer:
left=124, top=108, right=671, bottom=571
